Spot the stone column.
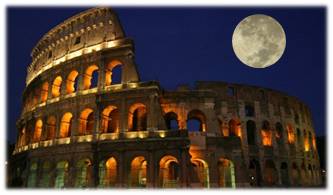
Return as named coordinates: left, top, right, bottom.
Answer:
left=147, top=150, right=155, bottom=187
left=119, top=98, right=127, bottom=133
left=47, top=77, right=53, bottom=100
left=93, top=109, right=100, bottom=141
left=98, top=57, right=106, bottom=91
left=77, top=66, right=85, bottom=92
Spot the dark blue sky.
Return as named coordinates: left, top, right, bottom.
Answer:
left=7, top=7, right=326, bottom=143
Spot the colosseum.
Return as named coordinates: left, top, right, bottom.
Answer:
left=9, top=7, right=322, bottom=188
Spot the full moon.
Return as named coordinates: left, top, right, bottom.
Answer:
left=232, top=14, right=286, bottom=68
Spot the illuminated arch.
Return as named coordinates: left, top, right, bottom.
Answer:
left=286, top=124, right=295, bottom=144
left=40, top=161, right=51, bottom=187
left=83, top=65, right=99, bottom=90
left=164, top=112, right=179, bottom=130
left=59, top=112, right=73, bottom=138
left=105, top=60, right=123, bottom=86
left=40, top=82, right=49, bottom=102
left=75, top=158, right=93, bottom=188
left=99, top=157, right=117, bottom=187
left=159, top=155, right=180, bottom=187
left=261, top=120, right=272, bottom=146
left=18, top=127, right=27, bottom=147
left=55, top=160, right=69, bottom=188
left=45, top=116, right=56, bottom=140
left=52, top=76, right=62, bottom=98
left=130, top=156, right=147, bottom=187
left=33, top=119, right=43, bottom=142
left=101, top=106, right=119, bottom=133
left=191, top=158, right=210, bottom=188
left=218, top=158, right=236, bottom=188
left=79, top=108, right=94, bottom=135
left=187, top=109, right=207, bottom=132
left=229, top=119, right=241, bottom=137
left=27, top=162, right=38, bottom=187
left=66, top=70, right=79, bottom=94
left=128, top=103, right=147, bottom=131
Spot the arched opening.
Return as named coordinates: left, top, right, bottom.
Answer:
left=66, top=70, right=79, bottom=94
left=45, top=116, right=56, bottom=140
left=263, top=160, right=278, bottom=186
left=99, top=157, right=117, bottom=187
left=187, top=109, right=206, bottom=132
left=75, top=158, right=92, bottom=188
left=164, top=112, right=179, bottom=130
left=275, top=122, right=284, bottom=145
left=128, top=103, right=147, bottom=131
left=286, top=124, right=295, bottom=144
left=101, top=106, right=119, bottom=133
left=129, top=156, right=147, bottom=187
left=83, top=65, right=99, bottom=90
left=33, top=119, right=43, bottom=142
left=40, top=82, right=49, bottom=102
left=40, top=161, right=51, bottom=187
left=52, top=76, right=62, bottom=98
left=191, top=158, right=210, bottom=188
left=291, top=162, right=300, bottom=186
left=296, top=128, right=302, bottom=148
left=105, top=60, right=122, bottom=86
left=261, top=120, right=272, bottom=146
left=280, top=162, right=289, bottom=186
left=54, top=161, right=68, bottom=188
left=159, top=155, right=180, bottom=188
left=27, top=162, right=38, bottom=187
left=300, top=163, right=307, bottom=186
left=18, top=127, right=27, bottom=147
left=246, top=120, right=256, bottom=145
left=304, top=131, right=310, bottom=152
left=249, top=159, right=262, bottom=186
left=79, top=108, right=94, bottom=135
left=229, top=119, right=241, bottom=137
left=218, top=158, right=236, bottom=188
left=59, top=112, right=73, bottom=138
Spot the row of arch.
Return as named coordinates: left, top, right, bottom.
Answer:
left=26, top=155, right=235, bottom=188
left=245, top=120, right=316, bottom=153
left=248, top=159, right=321, bottom=187
left=24, top=60, right=123, bottom=111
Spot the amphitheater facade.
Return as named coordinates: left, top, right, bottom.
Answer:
left=9, top=7, right=322, bottom=188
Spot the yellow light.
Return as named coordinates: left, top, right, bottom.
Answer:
left=77, top=135, right=93, bottom=142
left=99, top=133, right=119, bottom=140
left=138, top=131, right=148, bottom=139
left=158, top=131, right=166, bottom=138
left=57, top=137, right=71, bottom=145
left=125, top=132, right=138, bottom=139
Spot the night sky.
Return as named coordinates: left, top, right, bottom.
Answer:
left=7, top=7, right=326, bottom=143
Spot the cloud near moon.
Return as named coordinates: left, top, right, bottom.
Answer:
left=232, top=14, right=286, bottom=68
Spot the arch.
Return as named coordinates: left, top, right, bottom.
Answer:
left=83, top=65, right=99, bottom=90
left=79, top=108, right=94, bottom=135
left=129, top=156, right=147, bottom=187
left=33, top=119, right=43, bottom=142
left=101, top=106, right=119, bottom=133
left=261, top=120, right=272, bottom=146
left=75, top=158, right=93, bottom=188
left=249, top=159, right=262, bottom=186
left=191, top=158, right=210, bottom=188
left=280, top=162, right=289, bottom=186
left=27, top=162, right=38, bottom=187
left=187, top=109, right=207, bottom=132
left=246, top=120, right=256, bottom=145
left=164, top=112, right=179, bottom=130
left=218, top=158, right=236, bottom=188
left=229, top=119, right=241, bottom=137
left=304, top=131, right=310, bottom=152
left=291, top=162, right=300, bottom=186
left=99, top=157, right=117, bottom=187
left=40, top=161, right=51, bottom=187
left=286, top=124, right=295, bottom=144
left=105, top=60, right=123, bottom=86
left=54, top=160, right=68, bottom=188
left=275, top=122, right=284, bottom=145
left=128, top=103, right=147, bottom=131
left=159, top=155, right=180, bottom=188
left=18, top=127, right=27, bottom=147
left=40, top=81, right=49, bottom=102
left=59, top=112, right=73, bottom=138
left=66, top=70, right=79, bottom=94
left=296, top=128, right=302, bottom=147
left=45, top=116, right=56, bottom=140
left=263, top=160, right=278, bottom=186
left=52, top=76, right=62, bottom=98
